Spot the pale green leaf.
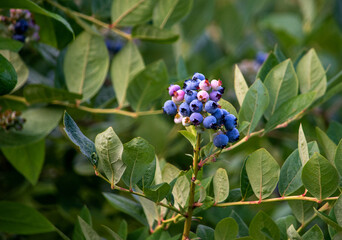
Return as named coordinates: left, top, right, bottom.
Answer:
left=78, top=217, right=101, bottom=240
left=234, top=65, right=248, bottom=107
left=213, top=168, right=229, bottom=203
left=214, top=217, right=238, bottom=240
left=302, top=225, right=323, bottom=240
left=298, top=124, right=309, bottom=165
left=335, top=139, right=342, bottom=177
left=288, top=201, right=317, bottom=226
left=172, top=175, right=190, bottom=208
left=132, top=25, right=179, bottom=43
left=249, top=211, right=280, bottom=240
left=316, top=127, right=337, bottom=163
left=218, top=98, right=238, bottom=118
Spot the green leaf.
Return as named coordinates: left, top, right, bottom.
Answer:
left=153, top=0, right=193, bottom=28
left=335, top=139, right=342, bottom=177
left=102, top=225, right=123, bottom=240
left=0, top=107, right=63, bottom=147
left=302, top=225, right=323, bottom=240
left=213, top=168, right=229, bottom=203
left=111, top=0, right=156, bottom=27
left=276, top=215, right=297, bottom=240
left=78, top=217, right=101, bottom=240
left=132, top=25, right=179, bottom=43
left=126, top=60, right=168, bottom=111
left=111, top=42, right=145, bottom=108
left=234, top=65, right=248, bottom=107
left=1, top=139, right=44, bottom=185
left=286, top=225, right=302, bottom=240
left=298, top=124, right=309, bottom=165
left=0, top=0, right=74, bottom=38
left=0, top=50, right=28, bottom=93
left=249, top=211, right=280, bottom=240
left=256, top=52, right=279, bottom=81
left=314, top=208, right=342, bottom=231
left=327, top=121, right=342, bottom=145
left=137, top=193, right=158, bottom=228
left=0, top=53, right=17, bottom=95
left=296, top=49, right=326, bottom=100
left=334, top=195, right=342, bottom=226
left=218, top=98, right=238, bottom=118
left=302, top=153, right=339, bottom=200
left=95, top=127, right=126, bottom=186
left=144, top=183, right=171, bottom=202
left=0, top=37, right=23, bottom=52
left=264, top=59, right=298, bottom=120
left=63, top=112, right=97, bottom=166
left=240, top=158, right=254, bottom=200
left=118, top=220, right=127, bottom=240
left=137, top=157, right=156, bottom=190
left=172, top=175, right=190, bottom=208
left=229, top=210, right=249, bottom=237
left=103, top=192, right=148, bottom=226
left=316, top=127, right=337, bottom=163
left=179, top=130, right=196, bottom=148
left=64, top=31, right=109, bottom=101
left=288, top=200, right=317, bottom=225
left=214, top=217, right=238, bottom=240
left=239, top=79, right=269, bottom=135
left=24, top=84, right=82, bottom=104
left=122, top=137, right=155, bottom=188
left=246, top=148, right=280, bottom=200
left=0, top=201, right=55, bottom=234
left=162, top=163, right=180, bottom=183
left=319, top=81, right=342, bottom=105
left=264, top=92, right=316, bottom=133
left=196, top=225, right=214, bottom=240
left=72, top=206, right=92, bottom=240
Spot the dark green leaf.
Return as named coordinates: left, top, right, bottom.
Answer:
left=132, top=25, right=179, bottom=43
left=316, top=127, right=337, bottom=163
left=213, top=168, right=229, bottom=203
left=111, top=42, right=145, bottom=107
left=246, top=148, right=280, bottom=200
left=0, top=37, right=23, bottom=52
left=126, top=60, right=168, bottom=111
left=0, top=201, right=55, bottom=234
left=314, top=208, right=342, bottom=231
left=302, top=225, right=323, bottom=240
left=196, top=225, right=214, bottom=240
left=334, top=195, right=342, bottom=226
left=0, top=53, right=17, bottom=95
left=214, top=217, right=238, bottom=240
left=122, top=137, right=155, bottom=188
left=1, top=139, right=44, bottom=185
left=72, top=206, right=92, bottom=240
left=103, top=192, right=148, bottom=226
left=63, top=112, right=97, bottom=166
left=327, top=121, right=342, bottom=145
left=64, top=31, right=109, bottom=101
left=179, top=130, right=196, bottom=148
left=276, top=215, right=297, bottom=240
left=256, top=52, right=279, bottom=81
left=102, top=225, right=123, bottom=240
left=229, top=210, right=249, bottom=237
left=239, top=79, right=269, bottom=135
left=335, top=139, right=342, bottom=177
left=137, top=157, right=156, bottom=190
left=288, top=201, right=317, bottom=226
left=78, top=217, right=101, bottom=240
left=118, top=220, right=127, bottom=240
left=264, top=92, right=316, bottom=133
left=302, top=153, right=339, bottom=200
left=24, top=84, right=82, bottom=104
left=240, top=158, right=254, bottom=200
left=249, top=211, right=280, bottom=240
left=144, top=183, right=171, bottom=202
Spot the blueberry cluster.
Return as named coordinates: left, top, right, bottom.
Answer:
left=0, top=9, right=40, bottom=43
left=163, top=73, right=240, bottom=148
left=0, top=107, right=26, bottom=131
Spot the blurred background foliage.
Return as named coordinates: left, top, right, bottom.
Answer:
left=1, top=0, right=342, bottom=239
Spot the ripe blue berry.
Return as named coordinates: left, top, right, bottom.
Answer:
left=204, top=100, right=218, bottom=114
left=14, top=19, right=28, bottom=34
left=213, top=133, right=229, bottom=148
left=226, top=128, right=240, bottom=143
left=217, top=86, right=225, bottom=94
left=163, top=100, right=177, bottom=115
left=256, top=52, right=268, bottom=65
left=12, top=34, right=25, bottom=42
left=179, top=102, right=191, bottom=117
left=192, top=72, right=205, bottom=80
left=223, top=114, right=237, bottom=130
left=209, top=91, right=222, bottom=102
left=189, top=99, right=203, bottom=113
left=190, top=112, right=203, bottom=125
left=184, top=79, right=200, bottom=91
left=221, top=109, right=229, bottom=116
left=168, top=84, right=181, bottom=96
left=203, top=116, right=218, bottom=129
left=184, top=90, right=198, bottom=104
left=212, top=109, right=224, bottom=124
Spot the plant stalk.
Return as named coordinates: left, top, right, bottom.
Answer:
left=182, top=132, right=201, bottom=240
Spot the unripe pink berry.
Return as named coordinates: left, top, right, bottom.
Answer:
left=211, top=79, right=222, bottom=90
left=199, top=80, right=211, bottom=91
left=182, top=116, right=191, bottom=126
left=172, top=89, right=185, bottom=103
left=197, top=90, right=209, bottom=102
left=174, top=113, right=182, bottom=124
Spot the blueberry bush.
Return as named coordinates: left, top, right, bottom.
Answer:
left=1, top=0, right=342, bottom=240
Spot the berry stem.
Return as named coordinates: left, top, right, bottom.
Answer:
left=182, top=132, right=201, bottom=240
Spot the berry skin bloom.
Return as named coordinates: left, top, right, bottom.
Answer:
left=184, top=90, right=198, bottom=104
left=197, top=90, right=209, bottom=102
left=192, top=72, right=205, bottom=81
left=179, top=102, right=191, bottom=117
left=168, top=84, right=181, bottom=96
left=213, top=132, right=229, bottom=148
left=163, top=100, right=177, bottom=115
left=190, top=112, right=203, bottom=125
left=223, top=114, right=237, bottom=130
left=174, top=113, right=182, bottom=124
left=211, top=79, right=222, bottom=90
left=204, top=100, right=219, bottom=114
left=182, top=117, right=191, bottom=126
left=203, top=115, right=218, bottom=129
left=226, top=128, right=240, bottom=143
left=199, top=80, right=211, bottom=91
left=209, top=91, right=222, bottom=102
left=189, top=99, right=203, bottom=113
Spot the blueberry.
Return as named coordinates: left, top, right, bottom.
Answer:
left=14, top=19, right=28, bottom=34
left=221, top=109, right=229, bottom=116
left=189, top=99, right=203, bottom=113
left=211, top=79, right=222, bottom=90
left=256, top=52, right=268, bottom=65
left=179, top=102, right=191, bottom=117
left=203, top=116, right=218, bottom=129
left=184, top=90, right=198, bottom=104
left=190, top=112, right=203, bottom=125
left=223, top=114, right=237, bottom=130
left=209, top=91, right=222, bottom=102
left=204, top=100, right=218, bottom=114
left=105, top=39, right=124, bottom=54
left=183, top=79, right=199, bottom=91
left=212, top=109, right=224, bottom=124
left=226, top=128, right=240, bottom=143
left=217, top=86, right=225, bottom=94
left=192, top=72, right=205, bottom=81
left=199, top=79, right=211, bottom=91
left=197, top=90, right=209, bottom=102
left=12, top=34, right=25, bottom=42
left=163, top=100, right=177, bottom=115
left=168, top=84, right=181, bottom=96
left=213, top=133, right=229, bottom=148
